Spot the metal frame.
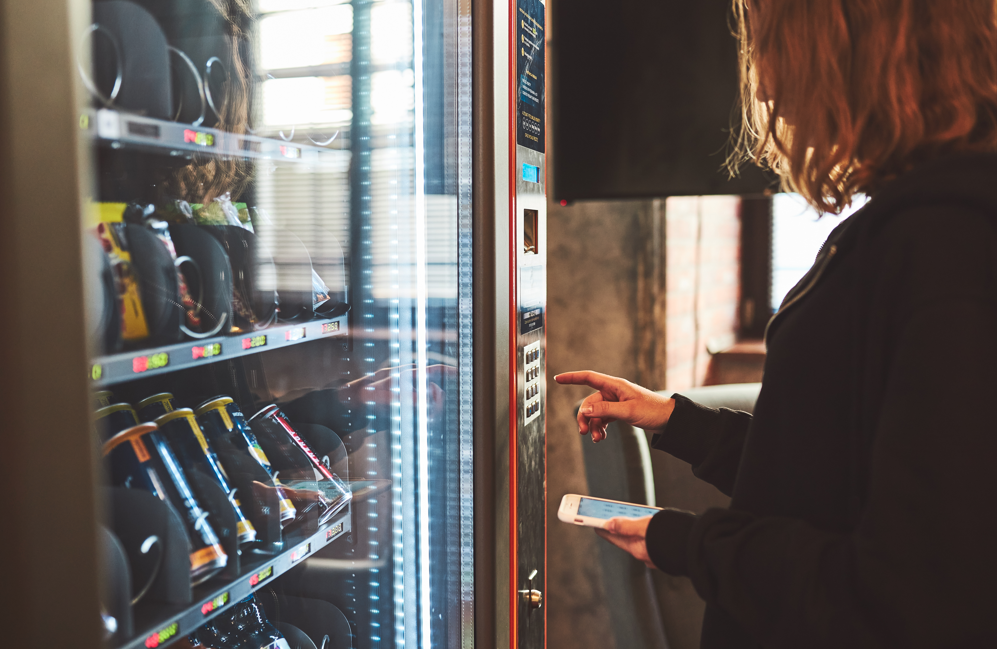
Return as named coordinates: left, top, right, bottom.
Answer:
left=456, top=0, right=477, bottom=645
left=113, top=512, right=351, bottom=649
left=90, top=315, right=349, bottom=388
left=1, top=1, right=491, bottom=647
left=473, top=0, right=512, bottom=646
left=0, top=0, right=102, bottom=647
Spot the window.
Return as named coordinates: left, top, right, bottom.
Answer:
left=771, top=193, right=868, bottom=310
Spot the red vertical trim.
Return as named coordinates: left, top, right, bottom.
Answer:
left=541, top=3, right=549, bottom=645
left=508, top=0, right=519, bottom=645
left=508, top=0, right=519, bottom=649
left=542, top=6, right=549, bottom=640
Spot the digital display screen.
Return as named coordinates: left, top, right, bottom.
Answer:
left=322, top=321, right=340, bottom=334
left=242, top=335, right=267, bottom=350
left=291, top=542, right=311, bottom=563
left=184, top=129, right=214, bottom=146
left=192, top=343, right=221, bottom=360
left=249, top=565, right=273, bottom=586
left=144, top=622, right=178, bottom=648
left=285, top=327, right=306, bottom=342
left=133, top=353, right=168, bottom=373
left=522, top=163, right=539, bottom=183
left=326, top=520, right=345, bottom=541
left=577, top=497, right=659, bottom=520
left=201, top=592, right=229, bottom=615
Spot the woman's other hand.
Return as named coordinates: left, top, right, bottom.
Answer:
left=554, top=371, right=675, bottom=442
left=595, top=516, right=655, bottom=569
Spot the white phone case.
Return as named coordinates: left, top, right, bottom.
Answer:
left=557, top=493, right=661, bottom=528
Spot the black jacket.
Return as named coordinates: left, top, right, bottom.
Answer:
left=644, top=153, right=997, bottom=648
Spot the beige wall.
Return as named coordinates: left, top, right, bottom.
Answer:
left=545, top=195, right=741, bottom=649
left=546, top=196, right=654, bottom=649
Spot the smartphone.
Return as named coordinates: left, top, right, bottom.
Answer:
left=558, top=494, right=662, bottom=528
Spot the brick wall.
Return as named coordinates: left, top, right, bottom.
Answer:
left=663, top=196, right=742, bottom=390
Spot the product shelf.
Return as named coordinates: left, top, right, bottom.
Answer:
left=85, top=108, right=342, bottom=164
left=91, top=314, right=348, bottom=387
left=118, top=510, right=350, bottom=649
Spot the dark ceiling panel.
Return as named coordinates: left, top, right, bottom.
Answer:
left=550, top=0, right=775, bottom=201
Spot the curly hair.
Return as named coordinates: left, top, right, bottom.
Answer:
left=730, top=0, right=997, bottom=214
left=164, top=0, right=257, bottom=205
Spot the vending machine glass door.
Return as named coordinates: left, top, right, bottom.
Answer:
left=73, top=1, right=474, bottom=648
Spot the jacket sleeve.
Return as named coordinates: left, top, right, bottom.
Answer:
left=650, top=394, right=752, bottom=497
left=645, top=298, right=997, bottom=648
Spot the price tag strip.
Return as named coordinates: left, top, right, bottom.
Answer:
left=290, top=542, right=311, bottom=564
left=144, top=622, right=178, bottom=648
left=325, top=520, right=344, bottom=541
left=200, top=592, right=229, bottom=615
left=285, top=327, right=306, bottom=342
left=117, top=506, right=352, bottom=649
left=89, top=315, right=348, bottom=387
left=90, top=108, right=333, bottom=164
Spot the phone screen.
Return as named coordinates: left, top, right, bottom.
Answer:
left=577, top=497, right=659, bottom=520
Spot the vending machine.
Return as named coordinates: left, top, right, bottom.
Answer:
left=0, top=0, right=546, bottom=648
left=510, top=1, right=547, bottom=647
left=474, top=0, right=547, bottom=647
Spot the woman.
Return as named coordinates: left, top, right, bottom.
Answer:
left=555, top=1, right=997, bottom=647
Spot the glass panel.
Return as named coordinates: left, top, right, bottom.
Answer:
left=81, top=1, right=472, bottom=647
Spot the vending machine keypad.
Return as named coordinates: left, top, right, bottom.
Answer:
left=523, top=341, right=543, bottom=424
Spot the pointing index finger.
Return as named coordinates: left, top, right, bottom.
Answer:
left=553, top=371, right=618, bottom=390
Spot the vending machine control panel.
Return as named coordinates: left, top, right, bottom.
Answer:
left=523, top=341, right=543, bottom=424
left=513, top=0, right=547, bottom=646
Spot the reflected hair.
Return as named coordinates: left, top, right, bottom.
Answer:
left=165, top=0, right=256, bottom=205
left=729, top=0, right=997, bottom=214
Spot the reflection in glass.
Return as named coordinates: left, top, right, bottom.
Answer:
left=254, top=1, right=471, bottom=647
left=84, top=0, right=472, bottom=646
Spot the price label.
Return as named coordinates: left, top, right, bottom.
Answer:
left=144, top=622, right=178, bottom=648
left=280, top=145, right=301, bottom=159
left=184, top=129, right=214, bottom=146
left=201, top=591, right=229, bottom=615
left=249, top=565, right=273, bottom=586
left=325, top=520, right=344, bottom=541
left=285, top=327, right=306, bottom=342
left=290, top=542, right=311, bottom=564
left=242, top=335, right=267, bottom=350
left=133, top=352, right=169, bottom=373
left=90, top=364, right=103, bottom=381
left=192, top=343, right=222, bottom=360
left=321, top=321, right=340, bottom=335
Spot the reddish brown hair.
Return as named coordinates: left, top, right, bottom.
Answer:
left=731, top=0, right=997, bottom=213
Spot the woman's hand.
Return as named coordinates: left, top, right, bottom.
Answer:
left=554, top=370, right=675, bottom=442
left=595, top=516, right=655, bottom=569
